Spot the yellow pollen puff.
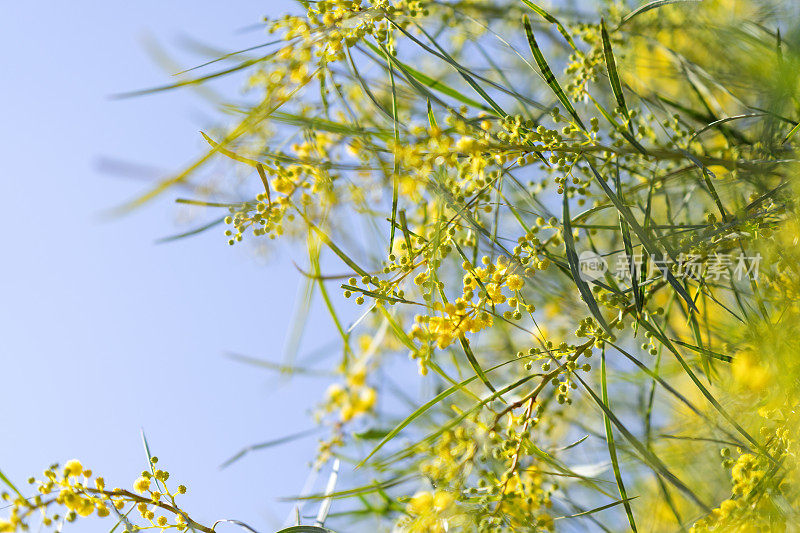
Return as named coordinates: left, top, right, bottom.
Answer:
left=346, top=366, right=367, bottom=387
left=63, top=460, right=83, bottom=478
left=506, top=275, right=524, bottom=291
left=408, top=491, right=434, bottom=514
left=433, top=490, right=455, bottom=511
left=326, top=383, right=346, bottom=403
left=133, top=476, right=151, bottom=494
left=76, top=499, right=94, bottom=517
left=731, top=351, right=771, bottom=391
left=356, top=387, right=377, bottom=410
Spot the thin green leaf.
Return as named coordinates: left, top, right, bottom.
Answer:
left=639, top=318, right=769, bottom=458
left=175, top=198, right=239, bottom=208
left=523, top=15, right=586, bottom=131
left=358, top=356, right=523, bottom=467
left=585, top=159, right=697, bottom=312
left=520, top=0, right=578, bottom=51
left=220, top=429, right=319, bottom=469
left=226, top=352, right=334, bottom=376
left=397, top=210, right=414, bottom=261
left=573, top=372, right=710, bottom=511
left=112, top=54, right=271, bottom=99
left=155, top=216, right=225, bottom=244
left=290, top=475, right=415, bottom=501
left=426, top=99, right=438, bottom=129
left=363, top=41, right=493, bottom=112
left=113, top=82, right=309, bottom=214
left=555, top=434, right=590, bottom=452
left=140, top=429, right=154, bottom=466
left=619, top=0, right=701, bottom=27
left=600, top=18, right=634, bottom=137
left=459, top=336, right=497, bottom=394
left=689, top=113, right=764, bottom=143
left=256, top=163, right=272, bottom=204
left=782, top=121, right=800, bottom=144
left=309, top=242, right=353, bottom=363
left=376, top=305, right=425, bottom=360
left=302, top=218, right=370, bottom=278
left=613, top=162, right=642, bottom=317
left=374, top=374, right=538, bottom=467
left=0, top=468, right=23, bottom=499
left=354, top=428, right=392, bottom=440
left=108, top=501, right=135, bottom=533
left=587, top=94, right=648, bottom=155
left=405, top=22, right=507, bottom=117
left=562, top=191, right=611, bottom=333
left=669, top=338, right=732, bottom=362
left=686, top=289, right=713, bottom=382
left=345, top=47, right=394, bottom=120
left=340, top=284, right=410, bottom=304
left=141, top=429, right=168, bottom=496
left=556, top=496, right=640, bottom=521
left=601, top=350, right=638, bottom=532
left=200, top=131, right=258, bottom=167
left=678, top=149, right=729, bottom=222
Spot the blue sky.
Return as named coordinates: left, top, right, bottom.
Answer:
left=0, top=3, right=351, bottom=531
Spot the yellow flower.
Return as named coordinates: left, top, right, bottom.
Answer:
left=63, top=459, right=83, bottom=477
left=133, top=476, right=151, bottom=494
left=432, top=490, right=455, bottom=512
left=356, top=387, right=376, bottom=410
left=346, top=366, right=367, bottom=387
left=506, top=275, right=523, bottom=291
left=325, top=383, right=346, bottom=404
left=408, top=491, right=434, bottom=514
left=732, top=352, right=772, bottom=392
left=76, top=499, right=94, bottom=517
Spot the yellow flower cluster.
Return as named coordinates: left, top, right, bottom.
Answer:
left=400, top=489, right=461, bottom=533
left=0, top=458, right=198, bottom=533
left=324, top=379, right=377, bottom=422
left=496, top=471, right=555, bottom=532
left=26, top=0, right=800, bottom=530
left=223, top=132, right=347, bottom=245
left=691, top=444, right=791, bottom=532
left=410, top=255, right=529, bottom=355
left=412, top=301, right=493, bottom=351
left=320, top=346, right=378, bottom=423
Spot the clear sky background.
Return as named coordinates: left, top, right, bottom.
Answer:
left=0, top=3, right=351, bottom=531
